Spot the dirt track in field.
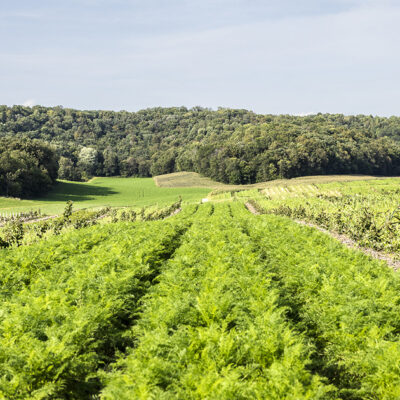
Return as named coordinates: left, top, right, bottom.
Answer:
left=245, top=202, right=260, bottom=215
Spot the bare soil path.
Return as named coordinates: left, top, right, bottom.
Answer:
left=245, top=202, right=260, bottom=215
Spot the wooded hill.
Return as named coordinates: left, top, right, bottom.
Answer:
left=2, top=105, right=400, bottom=186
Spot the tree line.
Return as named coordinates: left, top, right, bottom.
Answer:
left=1, top=105, right=400, bottom=196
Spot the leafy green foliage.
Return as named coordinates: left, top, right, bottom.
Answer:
left=0, top=137, right=58, bottom=198
left=1, top=218, right=23, bottom=247
left=101, top=203, right=333, bottom=399
left=0, top=215, right=190, bottom=399
left=0, top=199, right=182, bottom=249
left=0, top=205, right=111, bottom=248
left=62, top=200, right=73, bottom=221
left=110, top=200, right=182, bottom=224
left=1, top=199, right=400, bottom=399
left=238, top=210, right=400, bottom=399
left=2, top=105, right=400, bottom=183
left=246, top=178, right=400, bottom=254
left=0, top=210, right=42, bottom=224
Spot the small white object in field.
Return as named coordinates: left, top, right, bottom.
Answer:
left=201, top=198, right=209, bottom=203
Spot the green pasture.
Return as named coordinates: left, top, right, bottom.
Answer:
left=0, top=177, right=211, bottom=215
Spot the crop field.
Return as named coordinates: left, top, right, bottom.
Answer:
left=0, top=177, right=210, bottom=215
left=155, top=172, right=229, bottom=188
left=2, top=175, right=400, bottom=399
left=0, top=174, right=383, bottom=216
left=155, top=171, right=382, bottom=190
left=1, top=199, right=400, bottom=399
left=235, top=177, right=400, bottom=256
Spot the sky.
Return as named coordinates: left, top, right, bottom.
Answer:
left=1, top=0, right=399, bottom=115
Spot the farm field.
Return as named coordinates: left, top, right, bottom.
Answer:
left=155, top=171, right=384, bottom=189
left=233, top=177, right=400, bottom=256
left=2, top=202, right=400, bottom=399
left=0, top=173, right=386, bottom=216
left=3, top=1, right=400, bottom=397
left=0, top=177, right=211, bottom=215
left=2, top=174, right=400, bottom=398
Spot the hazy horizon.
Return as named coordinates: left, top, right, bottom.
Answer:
left=3, top=103, right=399, bottom=119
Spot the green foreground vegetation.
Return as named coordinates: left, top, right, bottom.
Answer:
left=1, top=202, right=400, bottom=399
left=0, top=176, right=210, bottom=215
left=232, top=177, right=400, bottom=256
left=2, top=174, right=400, bottom=398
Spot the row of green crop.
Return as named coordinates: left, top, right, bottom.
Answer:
left=234, top=209, right=400, bottom=399
left=100, top=203, right=333, bottom=399
left=3, top=199, right=400, bottom=399
left=0, top=203, right=111, bottom=249
left=109, top=199, right=182, bottom=223
left=0, top=206, right=196, bottom=399
left=0, top=200, right=183, bottom=249
left=243, top=180, right=400, bottom=255
left=0, top=209, right=42, bottom=224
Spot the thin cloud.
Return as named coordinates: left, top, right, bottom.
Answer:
left=23, top=99, right=36, bottom=107
left=294, top=112, right=316, bottom=117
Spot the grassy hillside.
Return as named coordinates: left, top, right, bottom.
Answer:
left=154, top=172, right=231, bottom=188
left=0, top=177, right=210, bottom=215
left=156, top=171, right=387, bottom=190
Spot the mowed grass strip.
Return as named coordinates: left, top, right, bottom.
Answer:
left=0, top=177, right=210, bottom=215
left=156, top=172, right=386, bottom=190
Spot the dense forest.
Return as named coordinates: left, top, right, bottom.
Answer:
left=0, top=137, right=58, bottom=198
left=1, top=105, right=400, bottom=192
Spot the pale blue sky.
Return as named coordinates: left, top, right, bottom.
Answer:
left=1, top=0, right=399, bottom=115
